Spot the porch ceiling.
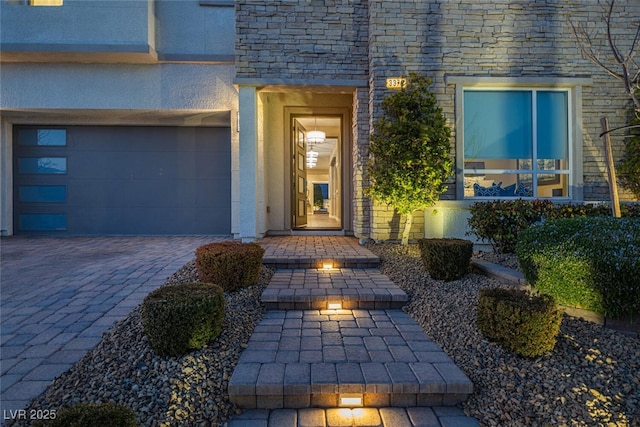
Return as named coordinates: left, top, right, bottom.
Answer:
left=256, top=85, right=356, bottom=94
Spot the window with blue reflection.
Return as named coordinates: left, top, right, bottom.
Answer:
left=18, top=157, right=67, bottom=174
left=19, top=213, right=67, bottom=231
left=19, top=186, right=67, bottom=203
left=537, top=91, right=568, bottom=160
left=463, top=89, right=570, bottom=199
left=464, top=91, right=532, bottom=160
left=18, top=129, right=66, bottom=146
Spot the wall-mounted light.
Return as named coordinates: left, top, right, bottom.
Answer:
left=339, top=394, right=363, bottom=407
left=322, top=262, right=334, bottom=270
left=327, top=302, right=342, bottom=310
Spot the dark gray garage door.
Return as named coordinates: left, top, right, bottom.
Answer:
left=13, top=126, right=231, bottom=235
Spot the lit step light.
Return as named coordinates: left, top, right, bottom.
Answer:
left=339, top=394, right=363, bottom=407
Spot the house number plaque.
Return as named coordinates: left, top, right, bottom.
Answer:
left=385, top=77, right=407, bottom=90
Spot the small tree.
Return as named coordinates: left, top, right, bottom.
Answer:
left=366, top=74, right=453, bottom=245
left=568, top=0, right=639, bottom=111
left=568, top=0, right=640, bottom=199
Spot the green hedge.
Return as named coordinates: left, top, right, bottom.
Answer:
left=468, top=200, right=640, bottom=253
left=195, top=241, right=264, bottom=292
left=477, top=288, right=563, bottom=358
left=35, top=403, right=138, bottom=427
left=516, top=217, right=640, bottom=319
left=142, top=282, right=225, bottom=357
left=418, top=238, right=473, bottom=281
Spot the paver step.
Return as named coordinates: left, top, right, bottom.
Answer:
left=228, top=310, right=473, bottom=410
left=262, top=269, right=408, bottom=310
left=260, top=236, right=380, bottom=269
left=227, top=407, right=480, bottom=427
left=262, top=256, right=380, bottom=270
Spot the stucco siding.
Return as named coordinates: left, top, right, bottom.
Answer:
left=155, top=0, right=235, bottom=61
left=0, top=62, right=237, bottom=111
left=0, top=0, right=156, bottom=62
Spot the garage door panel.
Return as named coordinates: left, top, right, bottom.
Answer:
left=70, top=207, right=230, bottom=235
left=14, top=125, right=231, bottom=235
left=68, top=178, right=227, bottom=208
left=69, top=127, right=229, bottom=153
left=70, top=149, right=230, bottom=180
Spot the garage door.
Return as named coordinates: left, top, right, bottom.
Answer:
left=13, top=126, right=231, bottom=235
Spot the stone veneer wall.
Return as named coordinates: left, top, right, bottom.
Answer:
left=352, top=88, right=372, bottom=239
left=367, top=0, right=639, bottom=192
left=236, top=0, right=639, bottom=241
left=366, top=0, right=639, bottom=241
left=235, top=0, right=368, bottom=82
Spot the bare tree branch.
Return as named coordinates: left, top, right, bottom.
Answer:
left=568, top=16, right=624, bottom=81
left=568, top=0, right=640, bottom=111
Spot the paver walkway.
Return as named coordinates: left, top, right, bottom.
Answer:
left=1, top=235, right=480, bottom=427
left=0, top=236, right=226, bottom=418
left=228, top=236, right=478, bottom=427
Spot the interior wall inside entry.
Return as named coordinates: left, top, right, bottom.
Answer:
left=258, top=91, right=353, bottom=233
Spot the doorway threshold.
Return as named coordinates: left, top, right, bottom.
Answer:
left=291, top=229, right=345, bottom=236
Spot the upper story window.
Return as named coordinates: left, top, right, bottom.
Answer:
left=461, top=88, right=571, bottom=199
left=30, top=0, right=62, bottom=5
left=5, top=0, right=62, bottom=5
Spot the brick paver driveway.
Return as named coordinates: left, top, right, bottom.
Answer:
left=0, top=235, right=227, bottom=417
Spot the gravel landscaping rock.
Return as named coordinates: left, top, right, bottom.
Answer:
left=9, top=245, right=639, bottom=427
left=368, top=243, right=639, bottom=427
left=474, top=250, right=521, bottom=272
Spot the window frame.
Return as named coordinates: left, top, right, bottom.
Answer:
left=462, top=87, right=572, bottom=199
left=448, top=76, right=589, bottom=202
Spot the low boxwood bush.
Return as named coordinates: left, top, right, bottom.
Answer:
left=468, top=200, right=640, bottom=253
left=467, top=199, right=556, bottom=253
left=477, top=288, right=563, bottom=358
left=195, top=241, right=264, bottom=292
left=34, top=403, right=138, bottom=427
left=142, top=282, right=225, bottom=357
left=516, top=217, right=640, bottom=319
left=418, top=238, right=473, bottom=281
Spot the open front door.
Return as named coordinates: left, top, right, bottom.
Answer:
left=292, top=119, right=308, bottom=227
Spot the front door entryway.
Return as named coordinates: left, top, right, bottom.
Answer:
left=291, top=115, right=342, bottom=230
left=292, top=119, right=308, bottom=228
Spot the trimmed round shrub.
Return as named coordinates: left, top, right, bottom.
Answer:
left=467, top=200, right=640, bottom=254
left=477, top=288, right=563, bottom=358
left=34, top=403, right=138, bottom=427
left=142, top=282, right=225, bottom=357
left=195, top=241, right=265, bottom=292
left=516, top=217, right=640, bottom=319
left=418, top=238, right=473, bottom=281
